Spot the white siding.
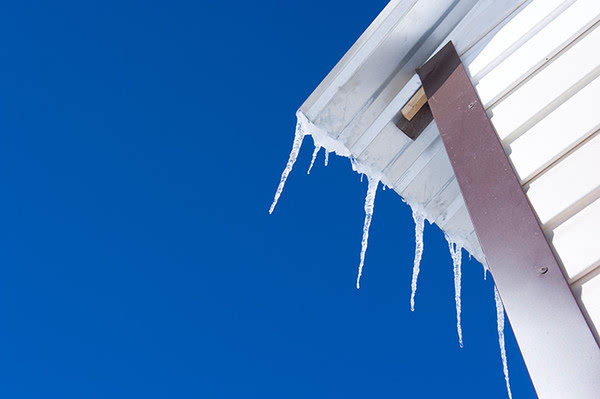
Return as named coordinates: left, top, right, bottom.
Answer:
left=469, top=0, right=600, bottom=343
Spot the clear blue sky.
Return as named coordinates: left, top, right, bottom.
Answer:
left=0, top=1, right=537, bottom=397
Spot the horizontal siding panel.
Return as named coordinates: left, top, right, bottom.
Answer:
left=507, top=74, right=600, bottom=183
left=475, top=0, right=600, bottom=107
left=490, top=21, right=600, bottom=141
left=526, top=133, right=600, bottom=227
left=550, top=197, right=600, bottom=282
left=465, top=0, right=567, bottom=79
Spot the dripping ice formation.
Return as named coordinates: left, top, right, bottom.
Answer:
left=269, top=120, right=306, bottom=214
left=270, top=112, right=387, bottom=291
left=446, top=235, right=464, bottom=348
left=307, top=145, right=321, bottom=174
left=483, top=262, right=489, bottom=280
left=410, top=209, right=425, bottom=311
left=495, top=287, right=513, bottom=399
left=270, top=111, right=515, bottom=397
left=270, top=111, right=387, bottom=214
left=356, top=176, right=379, bottom=289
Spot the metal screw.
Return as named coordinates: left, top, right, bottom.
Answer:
left=539, top=266, right=548, bottom=275
left=468, top=102, right=475, bottom=109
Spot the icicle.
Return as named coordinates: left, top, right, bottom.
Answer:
left=382, top=185, right=386, bottom=191
left=307, top=145, right=321, bottom=174
left=495, top=287, right=512, bottom=399
left=410, top=210, right=425, bottom=311
left=356, top=176, right=379, bottom=289
left=324, top=150, right=330, bottom=166
left=269, top=122, right=305, bottom=214
left=360, top=173, right=364, bottom=182
left=479, top=261, right=489, bottom=280
left=446, top=235, right=463, bottom=348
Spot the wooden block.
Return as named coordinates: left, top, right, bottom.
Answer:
left=401, top=86, right=427, bottom=121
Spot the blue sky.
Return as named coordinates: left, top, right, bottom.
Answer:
left=0, top=1, right=537, bottom=397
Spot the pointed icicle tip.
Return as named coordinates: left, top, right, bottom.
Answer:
left=446, top=235, right=463, bottom=348
left=269, top=121, right=305, bottom=214
left=495, top=287, right=513, bottom=399
left=356, top=176, right=379, bottom=289
left=324, top=150, right=330, bottom=166
left=410, top=209, right=425, bottom=311
left=307, top=145, right=321, bottom=175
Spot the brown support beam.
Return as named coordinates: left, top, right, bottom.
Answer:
left=418, top=41, right=600, bottom=398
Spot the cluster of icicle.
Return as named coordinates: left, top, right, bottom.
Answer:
left=269, top=112, right=512, bottom=398
left=269, top=112, right=380, bottom=291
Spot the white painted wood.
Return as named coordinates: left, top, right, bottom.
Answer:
left=351, top=74, right=421, bottom=155
left=466, top=0, right=570, bottom=80
left=401, top=149, right=455, bottom=207
left=424, top=0, right=530, bottom=59
left=385, top=123, right=439, bottom=184
left=489, top=22, right=600, bottom=142
left=507, top=74, right=600, bottom=183
left=357, top=122, right=410, bottom=171
left=550, top=197, right=600, bottom=282
left=424, top=178, right=460, bottom=222
left=474, top=0, right=600, bottom=107
left=393, top=136, right=443, bottom=192
left=435, top=194, right=464, bottom=227
left=439, top=206, right=476, bottom=248
left=526, top=133, right=600, bottom=228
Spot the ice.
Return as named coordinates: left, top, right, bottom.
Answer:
left=270, top=110, right=518, bottom=392
left=483, top=262, right=489, bottom=280
left=410, top=209, right=425, bottom=311
left=356, top=176, right=379, bottom=289
left=307, top=145, right=321, bottom=175
left=269, top=121, right=305, bottom=214
left=495, top=287, right=512, bottom=399
left=446, top=235, right=463, bottom=348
